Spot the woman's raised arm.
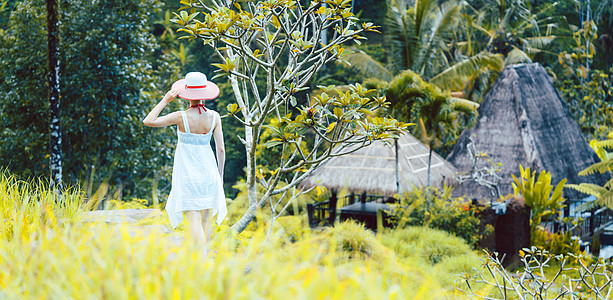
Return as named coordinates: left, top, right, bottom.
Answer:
left=143, top=89, right=181, bottom=127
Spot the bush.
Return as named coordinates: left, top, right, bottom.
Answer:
left=273, top=215, right=309, bottom=243
left=307, top=220, right=393, bottom=263
left=532, top=227, right=582, bottom=255
left=379, top=226, right=481, bottom=287
left=388, top=186, right=482, bottom=247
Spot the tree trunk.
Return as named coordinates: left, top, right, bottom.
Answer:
left=427, top=141, right=433, bottom=187
left=426, top=142, right=433, bottom=208
left=395, top=138, right=400, bottom=194
left=230, top=139, right=258, bottom=232
left=228, top=74, right=258, bottom=233
left=47, top=0, right=63, bottom=190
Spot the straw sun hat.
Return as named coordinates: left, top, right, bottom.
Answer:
left=171, top=72, right=220, bottom=101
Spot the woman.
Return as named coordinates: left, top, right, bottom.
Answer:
left=143, top=72, right=226, bottom=258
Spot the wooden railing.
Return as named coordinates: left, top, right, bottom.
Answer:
left=306, top=191, right=338, bottom=228
left=562, top=197, right=613, bottom=242
left=339, top=191, right=390, bottom=207
left=306, top=191, right=394, bottom=228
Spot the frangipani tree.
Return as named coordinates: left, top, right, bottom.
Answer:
left=172, top=0, right=409, bottom=233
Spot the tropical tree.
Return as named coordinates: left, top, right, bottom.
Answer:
left=343, top=0, right=496, bottom=159
left=0, top=0, right=176, bottom=197
left=172, top=0, right=408, bottom=233
left=554, top=20, right=613, bottom=139
left=567, top=135, right=613, bottom=209
left=463, top=0, right=558, bottom=65
left=46, top=0, right=62, bottom=189
left=367, top=70, right=478, bottom=186
left=345, top=0, right=504, bottom=92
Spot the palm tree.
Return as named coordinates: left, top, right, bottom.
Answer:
left=462, top=0, right=558, bottom=65
left=367, top=70, right=479, bottom=187
left=345, top=0, right=504, bottom=92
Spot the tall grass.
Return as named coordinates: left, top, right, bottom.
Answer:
left=0, top=172, right=82, bottom=242
left=0, top=172, right=477, bottom=299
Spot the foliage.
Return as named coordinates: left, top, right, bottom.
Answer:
left=387, top=185, right=482, bottom=247
left=367, top=70, right=479, bottom=159
left=463, top=0, right=557, bottom=64
left=379, top=226, right=481, bottom=286
left=0, top=174, right=484, bottom=299
left=107, top=198, right=151, bottom=210
left=172, top=0, right=409, bottom=233
left=458, top=247, right=611, bottom=299
left=313, top=220, right=392, bottom=262
left=512, top=165, right=566, bottom=241
left=345, top=0, right=503, bottom=92
left=511, top=165, right=580, bottom=254
left=531, top=227, right=581, bottom=255
left=0, top=0, right=179, bottom=198
left=0, top=171, right=82, bottom=240
left=553, top=20, right=613, bottom=140
left=567, top=135, right=613, bottom=209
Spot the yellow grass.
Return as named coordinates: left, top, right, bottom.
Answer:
left=0, top=172, right=477, bottom=299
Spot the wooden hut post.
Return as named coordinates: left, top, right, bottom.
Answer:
left=360, top=191, right=367, bottom=204
left=395, top=138, right=400, bottom=195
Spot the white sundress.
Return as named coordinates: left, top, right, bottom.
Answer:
left=165, top=111, right=227, bottom=229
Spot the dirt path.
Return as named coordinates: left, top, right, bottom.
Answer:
left=82, top=209, right=183, bottom=246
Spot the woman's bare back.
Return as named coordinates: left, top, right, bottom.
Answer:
left=178, top=108, right=216, bottom=134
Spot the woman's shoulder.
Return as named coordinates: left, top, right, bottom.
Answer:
left=207, top=109, right=221, bottom=119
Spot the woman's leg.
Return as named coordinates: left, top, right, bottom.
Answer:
left=185, top=210, right=206, bottom=257
left=201, top=209, right=212, bottom=245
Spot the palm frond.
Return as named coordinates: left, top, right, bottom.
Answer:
left=566, top=183, right=609, bottom=197
left=471, top=22, right=494, bottom=37
left=343, top=50, right=393, bottom=82
left=449, top=97, right=479, bottom=115
left=504, top=47, right=531, bottom=65
left=429, top=51, right=503, bottom=90
left=416, top=1, right=462, bottom=73
left=363, top=78, right=390, bottom=93
left=594, top=139, right=613, bottom=150
left=386, top=0, right=417, bottom=70
left=578, top=158, right=613, bottom=176
left=599, top=190, right=613, bottom=210
left=521, top=36, right=556, bottom=50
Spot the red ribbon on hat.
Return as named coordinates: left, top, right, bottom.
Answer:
left=190, top=104, right=207, bottom=114
left=185, top=84, right=207, bottom=89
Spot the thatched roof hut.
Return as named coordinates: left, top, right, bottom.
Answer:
left=300, top=131, right=458, bottom=196
left=447, top=63, right=607, bottom=200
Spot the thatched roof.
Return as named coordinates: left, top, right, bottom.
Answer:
left=447, top=63, right=607, bottom=200
left=300, top=131, right=458, bottom=196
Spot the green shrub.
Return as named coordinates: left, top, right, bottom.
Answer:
left=273, top=214, right=308, bottom=243
left=379, top=226, right=481, bottom=286
left=532, top=227, right=582, bottom=255
left=316, top=221, right=392, bottom=262
left=388, top=186, right=481, bottom=247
